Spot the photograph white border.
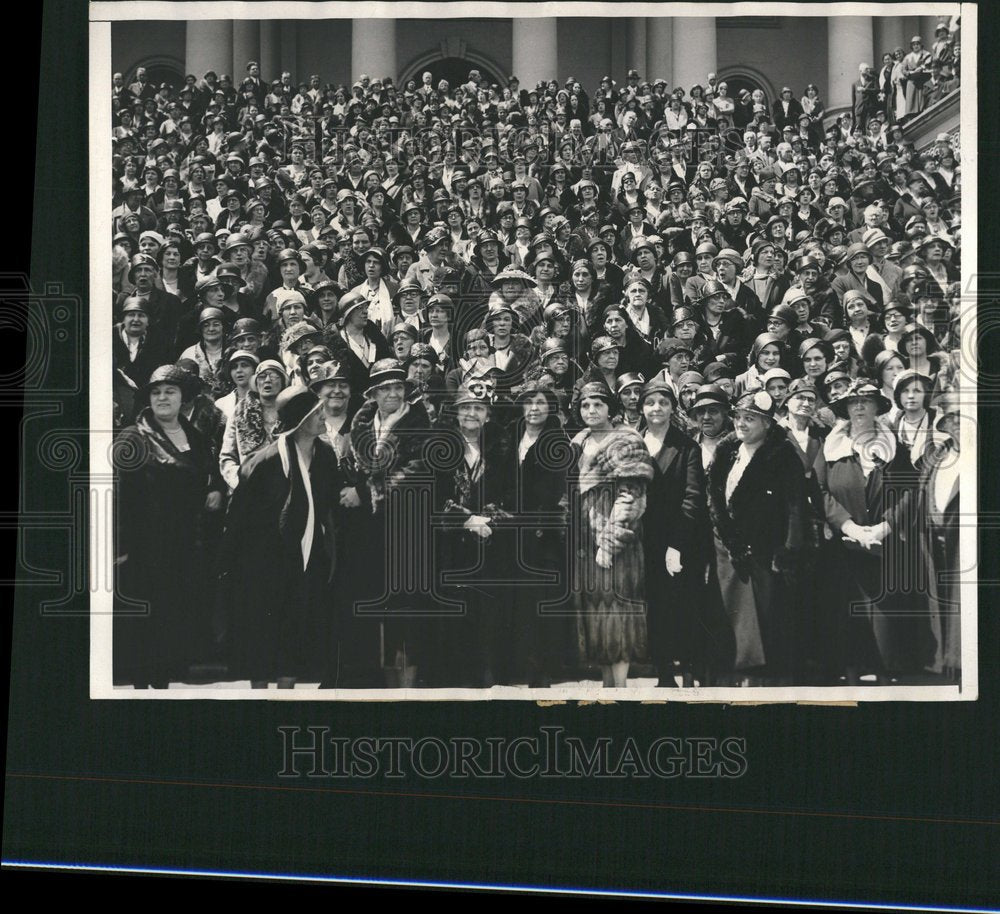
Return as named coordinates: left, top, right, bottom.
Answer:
left=89, top=1, right=978, bottom=701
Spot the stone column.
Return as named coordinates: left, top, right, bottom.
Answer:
left=646, top=17, right=673, bottom=85
left=185, top=20, right=232, bottom=80
left=627, top=18, right=647, bottom=82
left=280, top=21, right=298, bottom=81
left=351, top=18, right=397, bottom=82
left=920, top=15, right=942, bottom=49
left=232, top=20, right=260, bottom=84
left=827, top=16, right=873, bottom=109
left=512, top=17, right=557, bottom=90
left=259, top=21, right=280, bottom=82
left=873, top=16, right=905, bottom=60
left=672, top=18, right=716, bottom=93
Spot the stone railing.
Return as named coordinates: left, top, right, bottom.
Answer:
left=901, top=89, right=960, bottom=153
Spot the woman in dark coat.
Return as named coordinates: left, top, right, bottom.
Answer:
left=907, top=394, right=961, bottom=679
left=349, top=359, right=433, bottom=688
left=707, top=388, right=808, bottom=685
left=220, top=384, right=343, bottom=687
left=423, top=387, right=515, bottom=688
left=115, top=365, right=225, bottom=687
left=697, top=280, right=749, bottom=369
left=815, top=380, right=933, bottom=682
left=638, top=378, right=708, bottom=687
left=504, top=382, right=574, bottom=685
left=324, top=290, right=392, bottom=407
left=778, top=378, right=831, bottom=681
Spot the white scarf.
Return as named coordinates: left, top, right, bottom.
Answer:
left=342, top=329, right=376, bottom=366
left=823, top=419, right=897, bottom=478
left=363, top=279, right=395, bottom=334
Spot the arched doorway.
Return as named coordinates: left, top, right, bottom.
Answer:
left=401, top=56, right=505, bottom=92
left=130, top=59, right=184, bottom=91
left=718, top=69, right=776, bottom=105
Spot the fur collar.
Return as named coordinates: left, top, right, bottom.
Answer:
left=709, top=426, right=796, bottom=498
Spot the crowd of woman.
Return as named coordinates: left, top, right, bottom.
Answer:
left=110, top=49, right=964, bottom=690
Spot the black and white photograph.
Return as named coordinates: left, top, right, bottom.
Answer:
left=91, top=0, right=977, bottom=700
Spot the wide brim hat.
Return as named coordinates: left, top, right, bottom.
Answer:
left=363, top=359, right=408, bottom=398
left=281, top=320, right=324, bottom=351
left=690, top=382, right=730, bottom=413
left=733, top=388, right=777, bottom=421
left=336, top=290, right=369, bottom=323
left=898, top=322, right=941, bottom=355
left=882, top=298, right=915, bottom=318
left=671, top=305, right=699, bottom=327
left=275, top=385, right=322, bottom=434
left=422, top=226, right=451, bottom=250
left=453, top=385, right=493, bottom=409
left=308, top=359, right=353, bottom=392
left=490, top=268, right=536, bottom=288
left=830, top=379, right=892, bottom=420
left=916, top=233, right=954, bottom=253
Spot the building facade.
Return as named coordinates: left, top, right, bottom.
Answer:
left=112, top=14, right=955, bottom=121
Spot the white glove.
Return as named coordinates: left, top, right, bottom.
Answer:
left=842, top=520, right=877, bottom=550
left=463, top=515, right=493, bottom=539
left=665, top=547, right=683, bottom=576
